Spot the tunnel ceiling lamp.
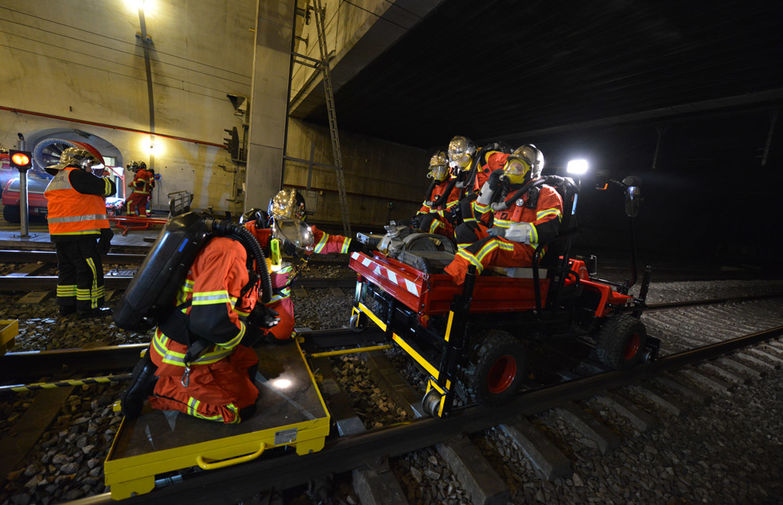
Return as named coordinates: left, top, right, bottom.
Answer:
left=143, top=136, right=164, bottom=156
left=566, top=159, right=589, bottom=175
left=124, top=0, right=155, bottom=14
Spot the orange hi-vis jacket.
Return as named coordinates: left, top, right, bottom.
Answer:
left=44, top=167, right=111, bottom=237
left=418, top=177, right=463, bottom=215
left=148, top=236, right=260, bottom=423
left=473, top=184, right=563, bottom=242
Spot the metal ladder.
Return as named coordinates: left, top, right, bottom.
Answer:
left=292, top=0, right=351, bottom=236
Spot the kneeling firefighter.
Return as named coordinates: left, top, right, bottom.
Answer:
left=240, top=188, right=368, bottom=341
left=115, top=213, right=279, bottom=423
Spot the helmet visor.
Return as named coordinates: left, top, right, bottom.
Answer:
left=504, top=157, right=531, bottom=183
left=428, top=165, right=448, bottom=181
left=273, top=219, right=314, bottom=251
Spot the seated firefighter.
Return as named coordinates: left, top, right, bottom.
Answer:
left=241, top=188, right=367, bottom=341
left=413, top=151, right=463, bottom=237
left=444, top=144, right=563, bottom=285
left=458, top=141, right=512, bottom=225
left=120, top=224, right=280, bottom=423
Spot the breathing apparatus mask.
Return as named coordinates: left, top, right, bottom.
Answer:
left=447, top=136, right=476, bottom=173
left=427, top=151, right=449, bottom=182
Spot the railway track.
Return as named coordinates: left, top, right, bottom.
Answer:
left=36, top=325, right=780, bottom=505
left=1, top=277, right=782, bottom=503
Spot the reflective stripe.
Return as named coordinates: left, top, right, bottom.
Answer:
left=475, top=240, right=499, bottom=263
left=191, top=290, right=231, bottom=305
left=152, top=332, right=233, bottom=366
left=473, top=200, right=490, bottom=213
left=56, top=284, right=76, bottom=296
left=457, top=249, right=483, bottom=273
left=530, top=224, right=539, bottom=247
left=313, top=232, right=329, bottom=253
left=428, top=218, right=440, bottom=234
left=103, top=178, right=111, bottom=196
left=536, top=208, right=562, bottom=220
left=340, top=238, right=351, bottom=254
left=48, top=214, right=107, bottom=223
left=216, top=322, right=245, bottom=350
left=85, top=256, right=99, bottom=309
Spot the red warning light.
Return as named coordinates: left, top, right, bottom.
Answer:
left=11, top=152, right=30, bottom=166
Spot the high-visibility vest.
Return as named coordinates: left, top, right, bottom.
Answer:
left=44, top=167, right=109, bottom=236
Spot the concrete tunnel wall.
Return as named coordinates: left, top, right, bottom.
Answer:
left=0, top=0, right=426, bottom=225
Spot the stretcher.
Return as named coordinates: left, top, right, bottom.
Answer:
left=104, top=340, right=330, bottom=500
left=109, top=215, right=168, bottom=235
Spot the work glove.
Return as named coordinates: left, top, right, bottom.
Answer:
left=444, top=205, right=461, bottom=225
left=347, top=238, right=371, bottom=255
left=486, top=227, right=506, bottom=238
left=504, top=222, right=534, bottom=244
left=98, top=228, right=114, bottom=255
left=487, top=169, right=504, bottom=193
left=282, top=239, right=303, bottom=258
left=248, top=303, right=280, bottom=329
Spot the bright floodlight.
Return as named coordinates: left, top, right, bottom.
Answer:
left=567, top=159, right=589, bottom=175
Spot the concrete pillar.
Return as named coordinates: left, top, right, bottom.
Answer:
left=244, top=0, right=296, bottom=212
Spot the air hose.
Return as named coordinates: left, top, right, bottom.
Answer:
left=210, top=220, right=273, bottom=304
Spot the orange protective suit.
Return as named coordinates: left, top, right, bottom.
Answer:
left=147, top=236, right=260, bottom=423
left=444, top=183, right=563, bottom=285
left=416, top=177, right=463, bottom=236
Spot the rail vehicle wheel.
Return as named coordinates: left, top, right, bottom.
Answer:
left=421, top=388, right=443, bottom=418
left=3, top=205, right=20, bottom=223
left=349, top=312, right=365, bottom=332
left=464, top=330, right=526, bottom=405
left=596, top=314, right=648, bottom=370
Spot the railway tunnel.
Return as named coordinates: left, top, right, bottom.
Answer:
left=0, top=1, right=782, bottom=504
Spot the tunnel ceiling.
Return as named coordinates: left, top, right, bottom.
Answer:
left=302, top=0, right=783, bottom=148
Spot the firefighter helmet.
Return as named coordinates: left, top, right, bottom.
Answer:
left=427, top=151, right=449, bottom=182
left=46, top=145, right=104, bottom=175
left=447, top=136, right=476, bottom=172
left=268, top=188, right=306, bottom=222
left=510, top=144, right=544, bottom=179
left=240, top=207, right=269, bottom=228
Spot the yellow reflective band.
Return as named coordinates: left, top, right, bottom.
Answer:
left=50, top=230, right=101, bottom=236
left=530, top=224, right=539, bottom=246
left=446, top=200, right=459, bottom=208
left=475, top=240, right=499, bottom=263
left=341, top=239, right=351, bottom=254
left=104, top=178, right=111, bottom=196
left=493, top=218, right=514, bottom=227
left=497, top=240, right=515, bottom=251
left=48, top=214, right=107, bottom=224
left=393, top=333, right=439, bottom=380
left=234, top=308, right=250, bottom=317
left=216, top=322, right=245, bottom=350
left=358, top=302, right=387, bottom=332
left=457, top=250, right=483, bottom=272
left=536, top=208, right=562, bottom=220
left=473, top=201, right=490, bottom=213
left=444, top=311, right=455, bottom=343
left=191, top=290, right=231, bottom=305
left=313, top=232, right=329, bottom=254
left=429, top=219, right=440, bottom=234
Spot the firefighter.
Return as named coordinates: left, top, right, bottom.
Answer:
left=121, top=225, right=280, bottom=423
left=126, top=161, right=152, bottom=216
left=44, top=145, right=116, bottom=317
left=413, top=151, right=463, bottom=236
left=444, top=144, right=563, bottom=285
left=459, top=141, right=512, bottom=225
left=241, top=189, right=366, bottom=341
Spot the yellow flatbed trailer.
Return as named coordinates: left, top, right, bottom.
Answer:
left=104, top=340, right=330, bottom=500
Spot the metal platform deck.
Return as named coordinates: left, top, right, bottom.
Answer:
left=104, top=340, right=330, bottom=500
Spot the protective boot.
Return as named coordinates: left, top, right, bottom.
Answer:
left=121, top=353, right=158, bottom=419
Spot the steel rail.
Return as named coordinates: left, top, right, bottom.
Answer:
left=0, top=250, right=146, bottom=264
left=0, top=328, right=382, bottom=381
left=0, top=275, right=356, bottom=291
left=76, top=325, right=783, bottom=505
left=645, top=292, right=783, bottom=310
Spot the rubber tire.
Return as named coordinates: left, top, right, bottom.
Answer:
left=3, top=205, right=20, bottom=223
left=464, top=330, right=526, bottom=406
left=596, top=314, right=648, bottom=370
